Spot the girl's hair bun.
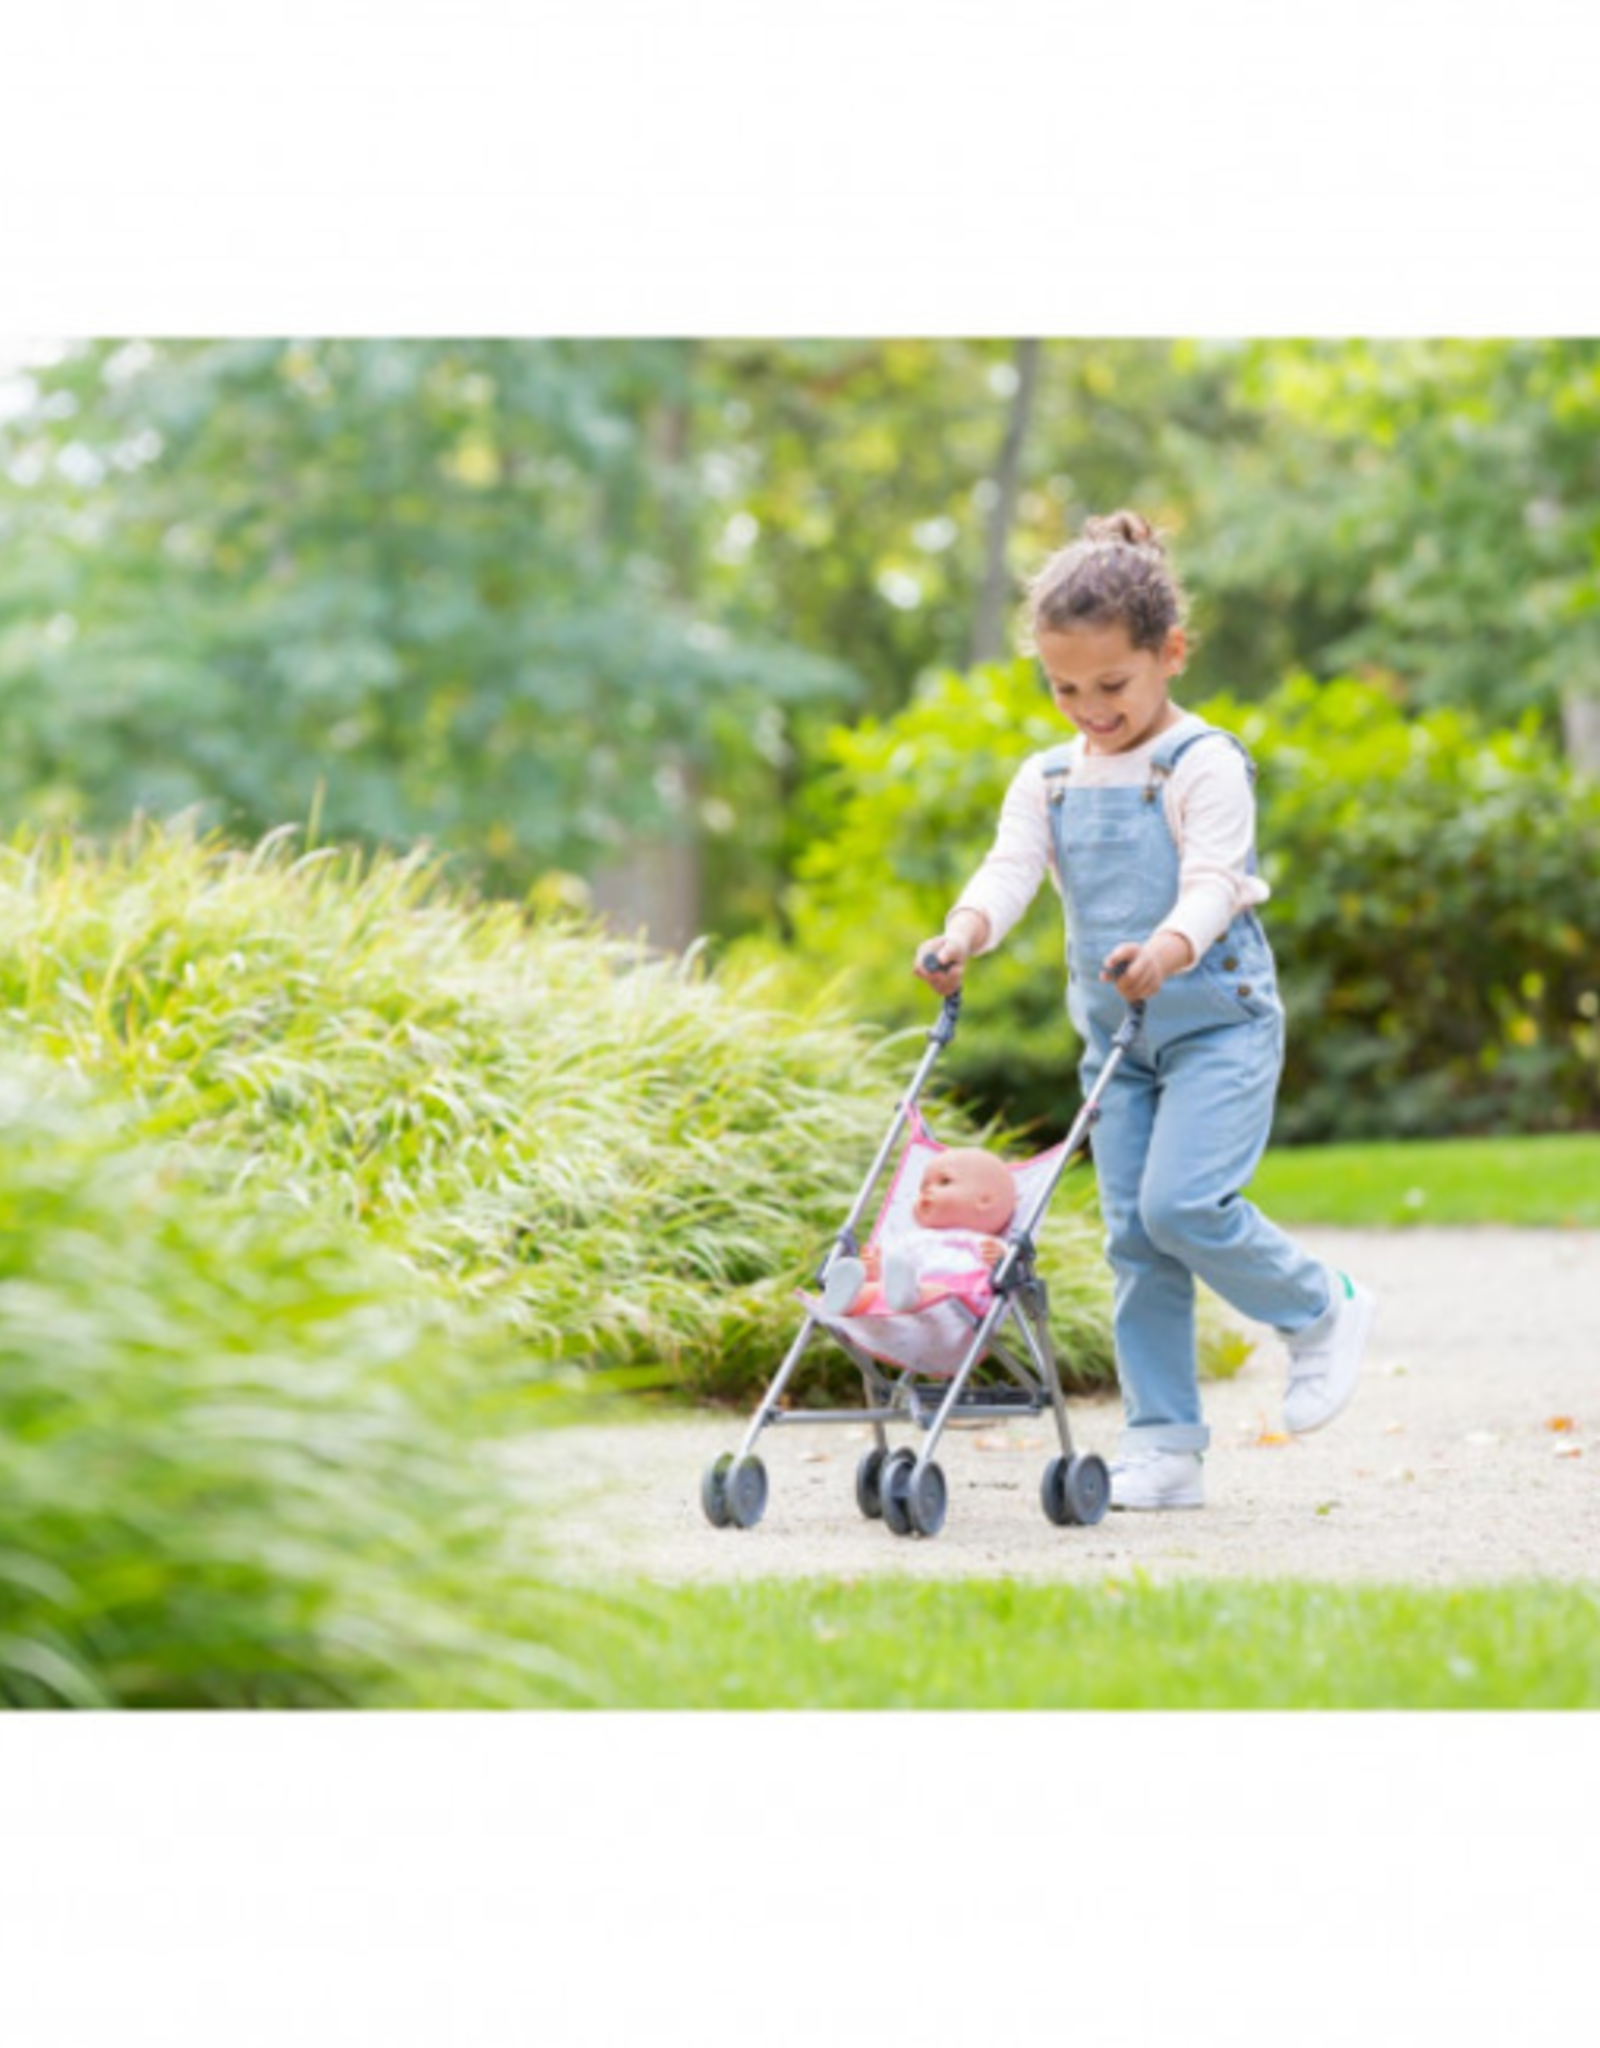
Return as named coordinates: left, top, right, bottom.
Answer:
left=1025, top=506, right=1187, bottom=651
left=1081, top=508, right=1162, bottom=551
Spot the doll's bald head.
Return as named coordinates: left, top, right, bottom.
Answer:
left=913, top=1148, right=1016, bottom=1233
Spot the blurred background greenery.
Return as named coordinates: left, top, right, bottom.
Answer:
left=3, top=336, right=1598, bottom=1704
left=4, top=336, right=1596, bottom=1138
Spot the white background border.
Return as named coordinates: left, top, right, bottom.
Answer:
left=5, top=3, right=1600, bottom=2037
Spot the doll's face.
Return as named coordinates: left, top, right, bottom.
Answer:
left=913, top=1148, right=1017, bottom=1233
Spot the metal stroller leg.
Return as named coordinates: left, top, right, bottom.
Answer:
left=735, top=1315, right=821, bottom=1462
left=1010, top=1274, right=1075, bottom=1458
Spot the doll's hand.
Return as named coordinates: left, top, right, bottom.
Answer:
left=1102, top=933, right=1194, bottom=1003
left=978, top=1236, right=1007, bottom=1265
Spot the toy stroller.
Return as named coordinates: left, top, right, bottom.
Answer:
left=700, top=962, right=1146, bottom=1541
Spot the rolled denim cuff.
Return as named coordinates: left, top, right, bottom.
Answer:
left=1119, top=1420, right=1210, bottom=1456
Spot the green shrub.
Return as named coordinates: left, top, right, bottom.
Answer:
left=1227, top=677, right=1600, bottom=1141
left=0, top=1060, right=584, bottom=1708
left=775, top=664, right=1600, bottom=1143
left=0, top=824, right=1119, bottom=1401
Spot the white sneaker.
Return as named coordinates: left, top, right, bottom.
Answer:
left=1108, top=1448, right=1205, bottom=1511
left=1284, top=1273, right=1375, bottom=1434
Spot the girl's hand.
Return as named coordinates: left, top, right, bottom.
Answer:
left=914, top=908, right=990, bottom=994
left=913, top=931, right=970, bottom=995
left=1101, top=933, right=1193, bottom=1003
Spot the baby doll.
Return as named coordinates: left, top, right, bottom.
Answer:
left=821, top=1147, right=1017, bottom=1316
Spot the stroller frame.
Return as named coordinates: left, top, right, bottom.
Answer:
left=701, top=986, right=1145, bottom=1539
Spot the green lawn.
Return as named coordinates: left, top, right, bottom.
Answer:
left=1246, top=1132, right=1600, bottom=1227
left=1043, top=1132, right=1600, bottom=1228
left=591, top=1577, right=1600, bottom=1709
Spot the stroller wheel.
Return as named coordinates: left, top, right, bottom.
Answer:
left=1042, top=1452, right=1111, bottom=1528
left=907, top=1460, right=948, bottom=1539
left=725, top=1455, right=769, bottom=1530
left=880, top=1448, right=917, bottom=1537
left=700, top=1453, right=734, bottom=1529
left=855, top=1448, right=887, bottom=1520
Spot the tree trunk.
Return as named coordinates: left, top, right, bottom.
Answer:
left=590, top=343, right=705, bottom=954
left=587, top=833, right=704, bottom=956
left=1561, top=686, right=1600, bottom=777
left=969, top=338, right=1043, bottom=668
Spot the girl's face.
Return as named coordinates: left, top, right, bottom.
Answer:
left=1035, top=620, right=1186, bottom=755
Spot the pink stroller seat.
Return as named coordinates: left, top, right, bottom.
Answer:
left=800, top=1106, right=1072, bottom=1377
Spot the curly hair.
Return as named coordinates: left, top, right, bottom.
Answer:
left=1025, top=509, right=1190, bottom=653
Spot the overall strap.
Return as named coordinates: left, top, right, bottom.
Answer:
left=1148, top=720, right=1258, bottom=788
left=1146, top=719, right=1263, bottom=878
left=1037, top=741, right=1077, bottom=808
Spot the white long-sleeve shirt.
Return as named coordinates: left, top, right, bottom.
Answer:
left=950, top=710, right=1270, bottom=964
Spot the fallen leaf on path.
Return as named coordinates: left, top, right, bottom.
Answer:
left=1546, top=1416, right=1577, bottom=1433
left=1553, top=1442, right=1585, bottom=1460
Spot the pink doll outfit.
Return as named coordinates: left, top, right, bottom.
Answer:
left=849, top=1223, right=998, bottom=1317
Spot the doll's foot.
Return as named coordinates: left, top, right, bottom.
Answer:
left=882, top=1248, right=921, bottom=1312
left=822, top=1257, right=867, bottom=1316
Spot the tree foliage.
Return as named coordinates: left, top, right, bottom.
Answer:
left=0, top=339, right=850, bottom=897
left=1176, top=339, right=1600, bottom=736
left=4, top=335, right=1599, bottom=949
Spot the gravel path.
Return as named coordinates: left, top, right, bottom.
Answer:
left=511, top=1229, right=1600, bottom=1586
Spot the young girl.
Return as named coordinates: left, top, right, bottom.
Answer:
left=916, top=509, right=1375, bottom=1511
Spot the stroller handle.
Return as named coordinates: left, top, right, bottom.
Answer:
left=917, top=947, right=964, bottom=1046
left=1108, top=955, right=1147, bottom=1020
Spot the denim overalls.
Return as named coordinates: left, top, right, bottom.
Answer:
left=1042, top=715, right=1335, bottom=1455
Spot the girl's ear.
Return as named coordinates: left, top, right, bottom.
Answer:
left=1166, top=625, right=1188, bottom=674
